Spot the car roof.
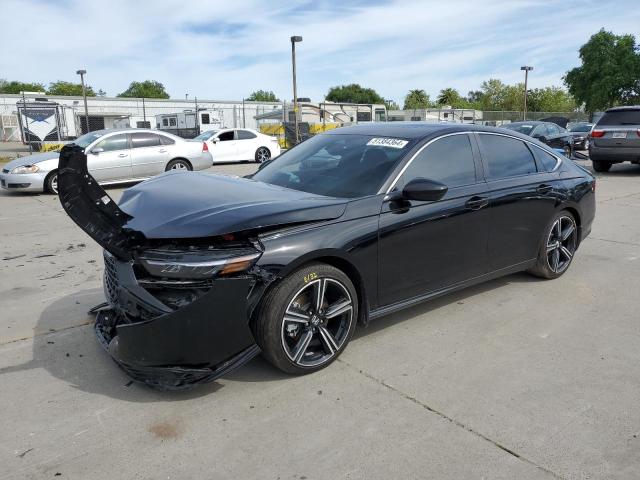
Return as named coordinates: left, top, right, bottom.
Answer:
left=605, top=106, right=640, bottom=112
left=507, top=121, right=545, bottom=126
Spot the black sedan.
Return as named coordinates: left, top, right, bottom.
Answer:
left=504, top=121, right=574, bottom=157
left=57, top=124, right=596, bottom=389
left=567, top=122, right=594, bottom=150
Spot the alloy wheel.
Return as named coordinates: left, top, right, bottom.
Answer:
left=281, top=278, right=354, bottom=367
left=170, top=161, right=188, bottom=170
left=256, top=147, right=270, bottom=163
left=50, top=173, right=58, bottom=194
left=546, top=215, right=577, bottom=274
left=584, top=139, right=589, bottom=150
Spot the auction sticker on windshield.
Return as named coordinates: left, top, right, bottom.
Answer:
left=366, top=138, right=409, bottom=149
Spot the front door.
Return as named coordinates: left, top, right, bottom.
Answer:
left=86, top=133, right=132, bottom=182
left=211, top=130, right=238, bottom=162
left=378, top=133, right=490, bottom=307
left=129, top=132, right=169, bottom=177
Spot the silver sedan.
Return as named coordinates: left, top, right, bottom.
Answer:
left=0, top=129, right=213, bottom=194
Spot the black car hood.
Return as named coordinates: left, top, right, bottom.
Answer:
left=118, top=171, right=347, bottom=239
left=57, top=145, right=346, bottom=260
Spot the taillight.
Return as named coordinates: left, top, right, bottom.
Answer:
left=202, top=142, right=209, bottom=152
left=590, top=130, right=605, bottom=138
left=637, top=129, right=640, bottom=137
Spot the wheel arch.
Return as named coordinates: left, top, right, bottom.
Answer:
left=44, top=169, right=58, bottom=193
left=166, top=157, right=192, bottom=170
left=562, top=205, right=582, bottom=245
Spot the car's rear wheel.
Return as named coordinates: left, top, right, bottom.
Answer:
left=254, top=263, right=358, bottom=374
left=45, top=170, right=58, bottom=194
left=255, top=147, right=271, bottom=163
left=165, top=159, right=192, bottom=171
left=592, top=160, right=612, bottom=172
left=528, top=211, right=578, bottom=279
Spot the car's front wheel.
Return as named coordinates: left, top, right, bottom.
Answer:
left=44, top=170, right=58, bottom=194
left=529, top=211, right=578, bottom=279
left=563, top=145, right=572, bottom=158
left=255, top=147, right=271, bottom=163
left=592, top=160, right=612, bottom=172
left=254, top=263, right=358, bottom=374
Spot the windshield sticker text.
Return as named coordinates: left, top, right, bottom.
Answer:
left=366, top=137, right=409, bottom=149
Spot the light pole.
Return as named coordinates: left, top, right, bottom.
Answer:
left=290, top=35, right=303, bottom=145
left=185, top=93, right=189, bottom=101
left=76, top=69, right=90, bottom=133
left=520, top=65, right=533, bottom=121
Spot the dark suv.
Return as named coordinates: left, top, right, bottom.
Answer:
left=589, top=106, right=640, bottom=172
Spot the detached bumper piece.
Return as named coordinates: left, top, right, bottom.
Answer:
left=97, top=255, right=261, bottom=390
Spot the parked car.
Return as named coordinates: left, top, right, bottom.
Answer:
left=503, top=121, right=574, bottom=157
left=567, top=122, right=594, bottom=150
left=589, top=106, right=640, bottom=172
left=0, top=129, right=212, bottom=194
left=193, top=128, right=281, bottom=163
left=57, top=123, right=596, bottom=389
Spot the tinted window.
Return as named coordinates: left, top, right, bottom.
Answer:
left=402, top=134, right=476, bottom=188
left=95, top=134, right=128, bottom=152
left=201, top=113, right=210, bottom=124
left=504, top=123, right=535, bottom=135
left=217, top=131, right=234, bottom=141
left=480, top=134, right=537, bottom=180
left=159, top=134, right=175, bottom=145
left=162, top=118, right=168, bottom=127
left=237, top=130, right=257, bottom=140
left=130, top=132, right=160, bottom=148
left=533, top=146, right=559, bottom=172
left=598, top=110, right=640, bottom=125
left=569, top=124, right=592, bottom=132
left=252, top=134, right=409, bottom=198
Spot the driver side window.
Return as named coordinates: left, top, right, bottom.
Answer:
left=217, top=131, right=235, bottom=141
left=94, top=134, right=128, bottom=152
left=532, top=125, right=547, bottom=137
left=401, top=134, right=477, bottom=188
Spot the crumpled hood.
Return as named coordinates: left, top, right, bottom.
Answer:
left=118, top=171, right=348, bottom=239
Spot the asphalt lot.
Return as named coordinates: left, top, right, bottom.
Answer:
left=1, top=158, right=640, bottom=479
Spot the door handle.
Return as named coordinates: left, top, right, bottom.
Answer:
left=118, top=153, right=127, bottom=158
left=465, top=196, right=489, bottom=210
left=159, top=149, right=167, bottom=153
left=536, top=184, right=552, bottom=194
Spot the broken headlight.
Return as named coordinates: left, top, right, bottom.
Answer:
left=138, top=247, right=261, bottom=280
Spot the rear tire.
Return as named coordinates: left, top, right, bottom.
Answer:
left=254, top=263, right=358, bottom=375
left=528, top=211, right=578, bottom=279
left=592, top=160, right=612, bottom=172
left=44, top=170, right=58, bottom=194
left=255, top=147, right=271, bottom=163
left=165, top=159, right=192, bottom=171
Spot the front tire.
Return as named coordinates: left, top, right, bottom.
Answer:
left=165, top=159, right=192, bottom=171
left=563, top=145, right=572, bottom=158
left=44, top=170, right=58, bottom=194
left=254, top=263, right=358, bottom=375
left=255, top=147, right=271, bottom=163
left=528, top=211, right=578, bottom=279
left=592, top=160, right=612, bottom=172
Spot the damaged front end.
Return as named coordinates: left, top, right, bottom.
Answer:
left=58, top=145, right=274, bottom=389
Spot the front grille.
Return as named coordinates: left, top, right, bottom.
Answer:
left=103, top=251, right=118, bottom=306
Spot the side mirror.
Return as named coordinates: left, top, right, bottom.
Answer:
left=91, top=147, right=104, bottom=154
left=212, top=137, right=220, bottom=144
left=402, top=178, right=448, bottom=202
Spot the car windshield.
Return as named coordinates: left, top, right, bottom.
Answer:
left=569, top=124, right=592, bottom=132
left=252, top=134, right=411, bottom=198
left=194, top=130, right=218, bottom=141
left=73, top=131, right=109, bottom=148
left=504, top=123, right=534, bottom=135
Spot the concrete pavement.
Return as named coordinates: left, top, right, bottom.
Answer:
left=1, top=160, right=640, bottom=479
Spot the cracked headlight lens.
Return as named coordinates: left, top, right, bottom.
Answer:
left=11, top=165, right=40, bottom=174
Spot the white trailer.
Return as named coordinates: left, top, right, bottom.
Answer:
left=156, top=109, right=223, bottom=138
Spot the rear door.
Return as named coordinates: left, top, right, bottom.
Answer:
left=378, top=133, right=490, bottom=306
left=86, top=133, right=132, bottom=181
left=130, top=132, right=169, bottom=177
left=592, top=109, right=640, bottom=150
left=476, top=132, right=559, bottom=271
left=235, top=129, right=258, bottom=160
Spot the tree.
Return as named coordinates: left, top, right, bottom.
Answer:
left=247, top=90, right=279, bottom=102
left=437, top=88, right=466, bottom=107
left=97, top=89, right=107, bottom=97
left=384, top=99, right=400, bottom=111
left=47, top=80, right=96, bottom=96
left=527, top=86, right=576, bottom=112
left=564, top=29, right=640, bottom=111
left=325, top=84, right=385, bottom=104
left=403, top=89, right=432, bottom=110
left=477, top=79, right=508, bottom=110
left=117, top=80, right=170, bottom=99
left=0, top=79, right=46, bottom=94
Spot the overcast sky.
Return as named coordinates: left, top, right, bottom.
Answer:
left=3, top=0, right=639, bottom=103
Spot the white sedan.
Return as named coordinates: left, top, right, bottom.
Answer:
left=194, top=128, right=281, bottom=163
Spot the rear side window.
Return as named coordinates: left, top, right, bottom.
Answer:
left=479, top=134, right=537, bottom=180
left=598, top=110, right=640, bottom=126
left=130, top=132, right=160, bottom=148
left=159, top=135, right=175, bottom=145
left=237, top=130, right=257, bottom=140
left=402, top=134, right=476, bottom=188
left=532, top=146, right=559, bottom=172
